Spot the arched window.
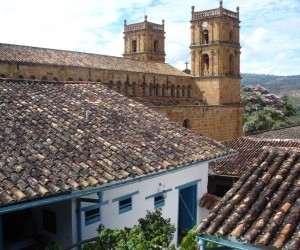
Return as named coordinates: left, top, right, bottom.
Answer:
left=132, top=40, right=137, bottom=52
left=187, top=86, right=192, bottom=97
left=41, top=76, right=47, bottom=81
left=108, top=80, right=114, bottom=90
left=125, top=82, right=129, bottom=95
left=0, top=74, right=6, bottom=78
left=18, top=75, right=24, bottom=79
left=171, top=85, right=175, bottom=97
left=78, top=78, right=83, bottom=81
left=96, top=79, right=101, bottom=82
left=155, top=84, right=160, bottom=96
left=53, top=77, right=59, bottom=81
left=229, top=54, right=234, bottom=75
left=117, top=81, right=121, bottom=93
left=154, top=40, right=158, bottom=52
left=229, top=30, right=233, bottom=43
left=67, top=77, right=74, bottom=81
left=132, top=82, right=136, bottom=96
left=149, top=83, right=153, bottom=97
left=142, top=82, right=146, bottom=96
left=202, top=29, right=209, bottom=44
left=182, top=86, right=186, bottom=97
left=88, top=78, right=92, bottom=82
left=177, top=85, right=180, bottom=97
left=182, top=119, right=191, bottom=129
left=30, top=75, right=36, bottom=80
left=201, top=54, right=209, bottom=75
left=162, top=84, right=166, bottom=97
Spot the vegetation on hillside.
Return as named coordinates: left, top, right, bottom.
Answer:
left=241, top=73, right=300, bottom=114
left=241, top=85, right=300, bottom=134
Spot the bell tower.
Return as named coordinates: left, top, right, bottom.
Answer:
left=123, top=16, right=166, bottom=63
left=190, top=1, right=241, bottom=105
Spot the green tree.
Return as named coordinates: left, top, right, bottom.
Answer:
left=84, top=209, right=176, bottom=250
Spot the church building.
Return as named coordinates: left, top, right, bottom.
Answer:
left=0, top=1, right=242, bottom=141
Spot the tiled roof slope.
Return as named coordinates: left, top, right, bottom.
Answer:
left=197, top=147, right=300, bottom=249
left=0, top=79, right=232, bottom=207
left=246, top=125, right=300, bottom=140
left=134, top=97, right=204, bottom=107
left=0, top=43, right=189, bottom=77
left=209, top=137, right=300, bottom=177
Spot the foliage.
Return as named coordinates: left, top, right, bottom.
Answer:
left=241, top=85, right=300, bottom=134
left=180, top=225, right=198, bottom=250
left=45, top=242, right=63, bottom=250
left=84, top=209, right=176, bottom=250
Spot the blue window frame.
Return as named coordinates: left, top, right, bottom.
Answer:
left=85, top=208, right=100, bottom=226
left=119, top=197, right=132, bottom=214
left=154, top=195, right=165, bottom=209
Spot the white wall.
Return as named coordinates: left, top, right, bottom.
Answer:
left=73, top=162, right=208, bottom=245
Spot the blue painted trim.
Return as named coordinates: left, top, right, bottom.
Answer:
left=112, top=191, right=139, bottom=203
left=119, top=201, right=132, bottom=214
left=175, top=179, right=201, bottom=190
left=0, top=214, right=3, bottom=250
left=0, top=152, right=237, bottom=215
left=77, top=199, right=82, bottom=250
left=81, top=201, right=108, bottom=212
left=154, top=196, right=165, bottom=209
left=85, top=208, right=100, bottom=226
left=78, top=198, right=98, bottom=203
left=196, top=234, right=263, bottom=250
left=145, top=188, right=172, bottom=200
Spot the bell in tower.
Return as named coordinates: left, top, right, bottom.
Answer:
left=123, top=16, right=166, bottom=63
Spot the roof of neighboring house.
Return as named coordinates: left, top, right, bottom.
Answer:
left=197, top=146, right=300, bottom=249
left=246, top=125, right=300, bottom=140
left=0, top=79, right=233, bottom=207
left=209, top=137, right=300, bottom=177
left=133, top=97, right=204, bottom=107
left=0, top=43, right=189, bottom=77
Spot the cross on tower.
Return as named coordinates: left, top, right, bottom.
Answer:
left=185, top=61, right=189, bottom=70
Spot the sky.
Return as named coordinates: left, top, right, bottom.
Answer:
left=0, top=0, right=299, bottom=76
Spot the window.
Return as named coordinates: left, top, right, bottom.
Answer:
left=154, top=195, right=165, bottom=209
left=154, top=40, right=158, bottom=52
left=108, top=80, right=114, bottom=90
left=43, top=209, right=57, bottom=234
left=117, top=81, right=121, bottom=93
left=229, top=30, right=233, bottom=43
left=85, top=208, right=100, bottom=226
left=182, top=86, right=186, bottom=97
left=119, top=198, right=132, bottom=214
left=202, top=29, right=209, bottom=44
left=162, top=84, right=166, bottom=97
left=41, top=76, right=47, bottom=81
left=229, top=54, right=234, bottom=75
left=149, top=83, right=153, bottom=96
left=132, top=40, right=137, bottom=52
left=170, top=85, right=174, bottom=97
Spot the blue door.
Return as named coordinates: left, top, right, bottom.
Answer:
left=178, top=184, right=197, bottom=245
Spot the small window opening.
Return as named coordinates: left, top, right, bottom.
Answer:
left=202, top=29, right=209, bottom=44
left=154, top=195, right=165, bottom=209
left=229, top=30, right=233, bottom=43
left=162, top=84, right=166, bottom=97
left=132, top=40, right=137, bottom=52
left=119, top=198, right=132, bottom=214
left=154, top=40, right=158, bottom=52
left=171, top=85, right=174, bottom=97
left=177, top=85, right=180, bottom=97
left=85, top=208, right=100, bottom=226
left=182, top=119, right=190, bottom=129
left=41, top=76, right=47, bottom=81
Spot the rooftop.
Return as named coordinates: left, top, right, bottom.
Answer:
left=0, top=79, right=232, bottom=207
left=198, top=146, right=300, bottom=249
left=0, top=43, right=188, bottom=77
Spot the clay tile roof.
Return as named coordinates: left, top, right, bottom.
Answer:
left=209, top=137, right=300, bottom=177
left=246, top=125, right=300, bottom=140
left=0, top=79, right=233, bottom=207
left=133, top=97, right=204, bottom=107
left=198, top=146, right=300, bottom=249
left=0, top=43, right=189, bottom=77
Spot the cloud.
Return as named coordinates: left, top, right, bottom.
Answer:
left=0, top=0, right=299, bottom=75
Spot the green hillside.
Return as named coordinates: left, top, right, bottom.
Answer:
left=241, top=73, right=300, bottom=112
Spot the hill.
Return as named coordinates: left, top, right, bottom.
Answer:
left=241, top=73, right=300, bottom=112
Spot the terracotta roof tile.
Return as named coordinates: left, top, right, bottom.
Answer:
left=209, top=137, right=300, bottom=177
left=198, top=147, right=300, bottom=249
left=0, top=79, right=233, bottom=206
left=0, top=43, right=189, bottom=77
left=247, top=125, right=300, bottom=140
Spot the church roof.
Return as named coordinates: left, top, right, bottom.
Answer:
left=0, top=43, right=189, bottom=77
left=209, top=137, right=300, bottom=177
left=198, top=146, right=300, bottom=249
left=0, top=79, right=232, bottom=207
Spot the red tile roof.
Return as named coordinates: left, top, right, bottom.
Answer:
left=246, top=125, right=300, bottom=140
left=0, top=43, right=189, bottom=77
left=198, top=146, right=300, bottom=249
left=0, top=79, right=233, bottom=207
left=209, top=137, right=300, bottom=177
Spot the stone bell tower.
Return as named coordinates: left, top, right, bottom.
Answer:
left=190, top=1, right=241, bottom=105
left=123, top=15, right=166, bottom=63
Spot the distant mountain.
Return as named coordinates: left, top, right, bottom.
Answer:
left=241, top=73, right=300, bottom=112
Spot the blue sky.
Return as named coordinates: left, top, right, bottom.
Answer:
left=0, top=0, right=299, bottom=75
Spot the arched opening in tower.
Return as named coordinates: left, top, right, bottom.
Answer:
left=201, top=54, right=209, bottom=76
left=229, top=54, right=234, bottom=75
left=132, top=40, right=137, bottom=52
left=202, top=30, right=209, bottom=44
left=153, top=40, right=158, bottom=52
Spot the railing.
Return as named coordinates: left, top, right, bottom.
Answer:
left=192, top=8, right=238, bottom=20
left=125, top=22, right=164, bottom=32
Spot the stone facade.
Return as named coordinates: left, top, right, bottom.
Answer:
left=0, top=2, right=242, bottom=141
